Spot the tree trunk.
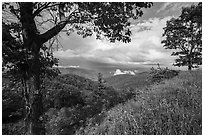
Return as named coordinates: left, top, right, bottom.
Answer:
left=19, top=2, right=69, bottom=134
left=19, top=3, right=45, bottom=134
left=29, top=51, right=45, bottom=135
left=188, top=43, right=195, bottom=71
left=30, top=94, right=44, bottom=134
left=188, top=64, right=192, bottom=70
left=188, top=55, right=192, bottom=71
left=21, top=79, right=31, bottom=134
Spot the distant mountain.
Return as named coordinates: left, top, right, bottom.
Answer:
left=105, top=72, right=151, bottom=90
left=57, top=67, right=98, bottom=80
left=56, top=66, right=151, bottom=88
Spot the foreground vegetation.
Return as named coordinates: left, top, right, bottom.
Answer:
left=76, top=70, right=202, bottom=135
left=2, top=68, right=202, bottom=135
left=2, top=73, right=138, bottom=134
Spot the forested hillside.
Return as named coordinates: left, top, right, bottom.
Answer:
left=2, top=73, right=139, bottom=134
left=105, top=72, right=151, bottom=90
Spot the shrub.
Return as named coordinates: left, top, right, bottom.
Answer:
left=149, top=64, right=180, bottom=83
left=2, top=120, right=26, bottom=135
left=45, top=107, right=80, bottom=135
left=2, top=84, right=25, bottom=124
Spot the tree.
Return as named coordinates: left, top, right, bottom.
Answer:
left=2, top=22, right=59, bottom=134
left=2, top=2, right=153, bottom=134
left=95, top=73, right=106, bottom=104
left=162, top=3, right=202, bottom=70
left=97, top=73, right=105, bottom=90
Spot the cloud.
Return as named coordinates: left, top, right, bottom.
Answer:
left=53, top=49, right=80, bottom=58
left=156, top=2, right=172, bottom=13
left=56, top=65, right=80, bottom=68
left=114, top=69, right=136, bottom=76
left=54, top=16, right=177, bottom=70
left=156, top=2, right=197, bottom=15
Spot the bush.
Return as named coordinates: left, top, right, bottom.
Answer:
left=149, top=64, right=180, bottom=83
left=2, top=84, right=25, bottom=124
left=2, top=120, right=26, bottom=135
left=45, top=107, right=84, bottom=135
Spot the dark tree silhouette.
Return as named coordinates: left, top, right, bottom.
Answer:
left=162, top=3, right=202, bottom=70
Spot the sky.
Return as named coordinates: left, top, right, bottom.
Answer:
left=53, top=2, right=198, bottom=75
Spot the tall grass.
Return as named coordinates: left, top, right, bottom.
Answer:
left=77, top=70, right=202, bottom=135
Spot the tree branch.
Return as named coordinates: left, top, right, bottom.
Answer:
left=39, top=8, right=78, bottom=44
left=32, top=2, right=51, bottom=18
left=39, top=21, right=68, bottom=44
left=32, top=2, right=61, bottom=18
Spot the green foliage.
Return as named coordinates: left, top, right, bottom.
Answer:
left=148, top=64, right=180, bottom=83
left=63, top=2, right=153, bottom=43
left=78, top=70, right=202, bottom=135
left=2, top=71, right=152, bottom=135
left=45, top=107, right=77, bottom=134
left=3, top=2, right=153, bottom=44
left=2, top=84, right=24, bottom=123
left=42, top=74, right=138, bottom=134
left=162, top=3, right=202, bottom=70
left=2, top=76, right=26, bottom=135
left=2, top=22, right=60, bottom=82
left=4, top=69, right=201, bottom=135
left=2, top=121, right=26, bottom=135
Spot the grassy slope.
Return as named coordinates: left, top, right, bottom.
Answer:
left=78, top=70, right=202, bottom=135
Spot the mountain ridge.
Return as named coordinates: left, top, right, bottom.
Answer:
left=105, top=72, right=151, bottom=90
